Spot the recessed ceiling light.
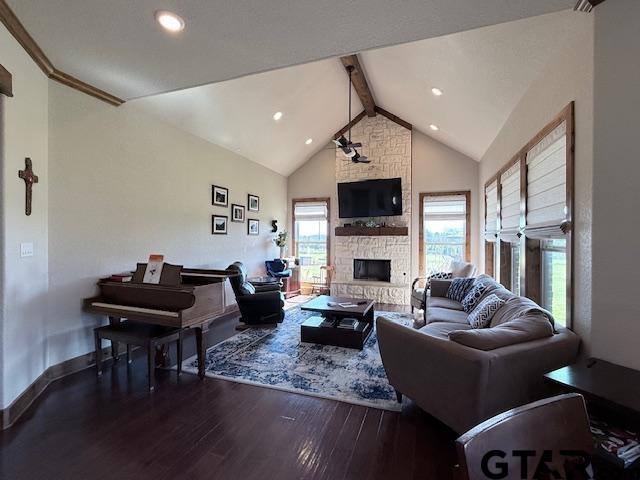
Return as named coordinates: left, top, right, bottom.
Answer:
left=155, top=10, right=185, bottom=32
left=429, top=124, right=440, bottom=131
left=273, top=111, right=283, bottom=121
left=305, top=138, right=313, bottom=145
left=431, top=87, right=443, bottom=96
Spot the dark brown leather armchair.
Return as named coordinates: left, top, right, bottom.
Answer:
left=455, top=393, right=593, bottom=480
left=227, top=262, right=285, bottom=325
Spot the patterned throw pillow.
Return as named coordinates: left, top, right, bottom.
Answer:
left=446, top=278, right=475, bottom=302
left=461, top=282, right=492, bottom=313
left=425, top=271, right=453, bottom=289
left=467, top=294, right=506, bottom=329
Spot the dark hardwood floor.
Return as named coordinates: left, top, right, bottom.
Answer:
left=0, top=304, right=458, bottom=480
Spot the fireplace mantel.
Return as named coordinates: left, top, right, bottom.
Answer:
left=335, top=226, right=408, bottom=236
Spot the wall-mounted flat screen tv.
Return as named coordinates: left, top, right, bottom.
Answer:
left=337, top=178, right=402, bottom=218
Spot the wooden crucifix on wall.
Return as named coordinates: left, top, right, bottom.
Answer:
left=18, top=158, right=39, bottom=216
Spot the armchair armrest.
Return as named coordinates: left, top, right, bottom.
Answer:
left=411, top=277, right=427, bottom=290
left=254, top=283, right=281, bottom=293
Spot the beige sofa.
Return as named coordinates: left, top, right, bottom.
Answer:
left=377, top=275, right=580, bottom=433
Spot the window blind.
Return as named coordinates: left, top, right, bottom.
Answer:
left=499, top=161, right=521, bottom=243
left=294, top=202, right=327, bottom=221
left=423, top=194, right=467, bottom=221
left=526, top=121, right=567, bottom=230
left=485, top=180, right=498, bottom=242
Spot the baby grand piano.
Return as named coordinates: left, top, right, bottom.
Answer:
left=84, top=263, right=237, bottom=379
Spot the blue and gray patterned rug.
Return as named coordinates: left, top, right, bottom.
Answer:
left=182, top=307, right=413, bottom=411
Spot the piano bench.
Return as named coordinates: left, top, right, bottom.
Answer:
left=94, top=321, right=184, bottom=392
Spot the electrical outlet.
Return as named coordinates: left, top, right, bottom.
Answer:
left=20, top=242, right=34, bottom=258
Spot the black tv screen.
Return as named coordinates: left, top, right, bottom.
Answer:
left=338, top=178, right=402, bottom=218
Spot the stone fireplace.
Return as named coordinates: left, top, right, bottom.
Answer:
left=330, top=114, right=411, bottom=305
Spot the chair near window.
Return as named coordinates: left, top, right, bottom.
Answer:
left=311, top=265, right=334, bottom=295
left=410, top=261, right=477, bottom=313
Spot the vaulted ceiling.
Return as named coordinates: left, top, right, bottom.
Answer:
left=8, top=0, right=574, bottom=99
left=129, top=10, right=582, bottom=175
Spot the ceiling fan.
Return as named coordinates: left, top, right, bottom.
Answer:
left=332, top=65, right=370, bottom=164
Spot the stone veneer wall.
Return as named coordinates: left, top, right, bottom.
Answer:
left=331, top=114, right=412, bottom=305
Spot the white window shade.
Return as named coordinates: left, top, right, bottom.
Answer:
left=294, top=202, right=328, bottom=221
left=485, top=180, right=498, bottom=242
left=424, top=195, right=466, bottom=221
left=500, top=162, right=521, bottom=234
left=526, top=121, right=567, bottom=229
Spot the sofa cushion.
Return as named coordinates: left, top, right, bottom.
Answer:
left=489, top=295, right=554, bottom=328
left=461, top=282, right=492, bottom=312
left=426, top=307, right=469, bottom=325
left=447, top=278, right=475, bottom=302
left=448, top=313, right=555, bottom=350
left=420, top=321, right=472, bottom=339
left=467, top=294, right=505, bottom=328
left=426, top=296, right=464, bottom=311
left=451, top=261, right=477, bottom=278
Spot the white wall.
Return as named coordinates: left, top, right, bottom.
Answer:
left=591, top=0, right=640, bottom=369
left=412, top=130, right=479, bottom=276
left=46, top=82, right=287, bottom=368
left=287, top=125, right=478, bottom=281
left=478, top=13, right=594, bottom=348
left=0, top=25, right=50, bottom=408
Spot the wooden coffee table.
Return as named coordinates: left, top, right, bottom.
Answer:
left=300, top=295, right=375, bottom=350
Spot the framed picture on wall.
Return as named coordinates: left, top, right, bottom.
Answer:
left=212, top=215, right=228, bottom=234
left=248, top=219, right=259, bottom=235
left=231, top=204, right=245, bottom=223
left=248, top=194, right=260, bottom=212
left=212, top=185, right=229, bottom=207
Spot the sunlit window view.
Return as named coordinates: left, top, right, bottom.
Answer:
left=294, top=201, right=328, bottom=284
left=423, top=194, right=468, bottom=274
left=541, top=238, right=567, bottom=326
left=511, top=242, right=521, bottom=295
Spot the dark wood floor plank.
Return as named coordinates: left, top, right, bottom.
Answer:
left=0, top=302, right=456, bottom=480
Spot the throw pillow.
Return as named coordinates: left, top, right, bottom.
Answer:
left=446, top=277, right=475, bottom=302
left=425, top=271, right=452, bottom=289
left=461, top=282, right=492, bottom=313
left=467, top=294, right=506, bottom=329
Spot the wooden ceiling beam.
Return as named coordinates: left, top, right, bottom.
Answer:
left=0, top=0, right=124, bottom=106
left=340, top=55, right=376, bottom=117
left=0, top=63, right=12, bottom=97
left=374, top=106, right=412, bottom=131
left=333, top=110, right=366, bottom=140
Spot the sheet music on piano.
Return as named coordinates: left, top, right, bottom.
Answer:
left=142, top=254, right=164, bottom=284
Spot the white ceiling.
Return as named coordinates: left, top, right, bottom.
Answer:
left=130, top=10, right=582, bottom=175
left=360, top=9, right=582, bottom=160
left=129, top=58, right=363, bottom=176
left=8, top=0, right=574, bottom=99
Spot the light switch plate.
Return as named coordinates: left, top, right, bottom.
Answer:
left=20, top=242, right=34, bottom=258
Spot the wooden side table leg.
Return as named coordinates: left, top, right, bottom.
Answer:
left=108, top=316, right=120, bottom=361
left=176, top=330, right=183, bottom=376
left=195, top=325, right=209, bottom=379
left=94, top=330, right=103, bottom=377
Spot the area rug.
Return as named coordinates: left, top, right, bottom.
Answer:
left=181, top=307, right=413, bottom=411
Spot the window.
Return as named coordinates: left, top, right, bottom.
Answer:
left=511, top=242, right=521, bottom=295
left=292, top=199, right=329, bottom=284
left=541, top=239, right=567, bottom=327
left=419, top=192, right=470, bottom=275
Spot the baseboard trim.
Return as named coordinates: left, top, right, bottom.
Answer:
left=0, top=305, right=240, bottom=430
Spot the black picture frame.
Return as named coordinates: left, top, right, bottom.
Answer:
left=231, top=204, right=245, bottom=223
left=212, top=185, right=229, bottom=207
left=212, top=215, right=228, bottom=234
left=248, top=194, right=260, bottom=212
left=248, top=218, right=259, bottom=235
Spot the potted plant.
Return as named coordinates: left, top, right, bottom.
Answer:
left=273, top=230, right=288, bottom=259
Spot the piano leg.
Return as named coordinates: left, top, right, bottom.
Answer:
left=177, top=330, right=183, bottom=376
left=195, top=324, right=209, bottom=379
left=94, top=330, right=103, bottom=376
left=109, top=316, right=121, bottom=361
